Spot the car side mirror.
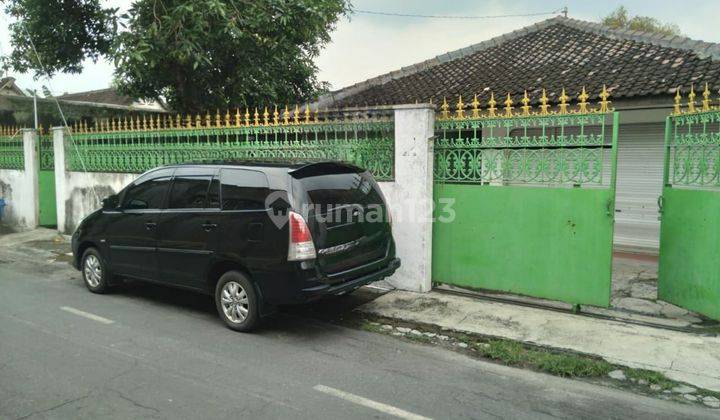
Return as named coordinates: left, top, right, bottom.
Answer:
left=102, top=194, right=119, bottom=210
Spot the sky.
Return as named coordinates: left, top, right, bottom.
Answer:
left=2, top=0, right=719, bottom=97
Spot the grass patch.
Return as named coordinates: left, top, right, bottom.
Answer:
left=474, top=340, right=613, bottom=378
left=625, top=369, right=674, bottom=389
left=359, top=320, right=386, bottom=334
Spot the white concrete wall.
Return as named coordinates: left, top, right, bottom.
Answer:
left=0, top=130, right=39, bottom=230
left=53, top=127, right=136, bottom=234
left=378, top=104, right=435, bottom=292
left=51, top=109, right=438, bottom=293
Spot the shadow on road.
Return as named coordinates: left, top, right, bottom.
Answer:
left=109, top=278, right=384, bottom=333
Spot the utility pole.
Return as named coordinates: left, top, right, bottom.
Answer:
left=32, top=89, right=38, bottom=130
left=562, top=6, right=568, bottom=18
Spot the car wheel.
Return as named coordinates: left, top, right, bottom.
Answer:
left=81, top=247, right=110, bottom=294
left=215, top=271, right=259, bottom=332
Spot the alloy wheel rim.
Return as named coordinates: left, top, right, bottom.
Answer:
left=221, top=281, right=249, bottom=323
left=84, top=255, right=102, bottom=287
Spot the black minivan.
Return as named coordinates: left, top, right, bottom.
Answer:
left=71, top=161, right=400, bottom=331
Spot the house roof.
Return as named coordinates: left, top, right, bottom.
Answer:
left=0, top=77, right=27, bottom=96
left=58, top=88, right=136, bottom=106
left=318, top=16, right=720, bottom=108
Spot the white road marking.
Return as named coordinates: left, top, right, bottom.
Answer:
left=313, top=384, right=432, bottom=420
left=60, top=306, right=114, bottom=324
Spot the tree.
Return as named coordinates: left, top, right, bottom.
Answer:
left=601, top=6, right=681, bottom=37
left=3, top=0, right=350, bottom=112
left=3, top=0, right=117, bottom=75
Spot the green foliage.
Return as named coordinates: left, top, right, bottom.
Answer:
left=113, top=0, right=349, bottom=112
left=3, top=0, right=117, bottom=75
left=3, top=0, right=349, bottom=113
left=602, top=6, right=681, bottom=36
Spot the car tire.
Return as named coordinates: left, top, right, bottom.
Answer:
left=215, top=271, right=260, bottom=332
left=81, top=247, right=110, bottom=294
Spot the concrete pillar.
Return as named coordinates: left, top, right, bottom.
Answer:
left=381, top=104, right=435, bottom=292
left=52, top=127, right=67, bottom=233
left=22, top=129, right=40, bottom=229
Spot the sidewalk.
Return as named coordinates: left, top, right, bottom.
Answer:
left=358, top=290, right=720, bottom=392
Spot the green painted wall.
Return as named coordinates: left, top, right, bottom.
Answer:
left=658, top=187, right=720, bottom=320
left=432, top=184, right=614, bottom=307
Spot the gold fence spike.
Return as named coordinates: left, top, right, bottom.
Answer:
left=471, top=94, right=480, bottom=118
left=702, top=83, right=711, bottom=111
left=194, top=114, right=201, bottom=128
left=253, top=108, right=260, bottom=126
left=521, top=91, right=531, bottom=116
left=440, top=97, right=450, bottom=120
left=244, top=108, right=251, bottom=127
left=142, top=114, right=147, bottom=130
left=283, top=105, right=290, bottom=125
left=488, top=92, right=497, bottom=118
left=148, top=115, right=155, bottom=130
left=205, top=112, right=211, bottom=128
left=304, top=104, right=311, bottom=124
left=273, top=106, right=280, bottom=125
left=262, top=107, right=269, bottom=126
left=598, top=85, right=611, bottom=113
left=687, top=84, right=696, bottom=113
left=455, top=95, right=465, bottom=119
left=214, top=110, right=220, bottom=127
left=558, top=88, right=569, bottom=114
left=234, top=108, right=241, bottom=127
left=111, top=119, right=117, bottom=132
left=225, top=109, right=231, bottom=127
left=504, top=93, right=514, bottom=117
left=293, top=105, right=300, bottom=124
left=313, top=107, right=319, bottom=123
left=539, top=89, right=550, bottom=115
left=578, top=87, right=589, bottom=113
left=673, top=87, right=682, bottom=115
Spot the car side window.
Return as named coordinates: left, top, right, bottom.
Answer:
left=122, top=169, right=175, bottom=210
left=220, top=169, right=269, bottom=211
left=168, top=176, right=211, bottom=209
left=207, top=177, right=220, bottom=209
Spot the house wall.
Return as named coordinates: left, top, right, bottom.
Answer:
left=0, top=130, right=39, bottom=230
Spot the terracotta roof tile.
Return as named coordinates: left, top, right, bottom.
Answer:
left=321, top=17, right=720, bottom=108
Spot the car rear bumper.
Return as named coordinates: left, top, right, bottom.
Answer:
left=300, top=258, right=401, bottom=299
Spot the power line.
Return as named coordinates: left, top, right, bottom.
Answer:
left=353, top=8, right=565, bottom=20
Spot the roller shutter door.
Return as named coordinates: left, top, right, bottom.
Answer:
left=613, top=123, right=665, bottom=253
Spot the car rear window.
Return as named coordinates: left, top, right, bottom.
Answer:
left=294, top=172, right=383, bottom=211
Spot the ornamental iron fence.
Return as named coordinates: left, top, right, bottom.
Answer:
left=432, top=86, right=618, bottom=308
left=659, top=84, right=720, bottom=321
left=65, top=107, right=395, bottom=181
left=0, top=126, right=25, bottom=170
left=434, top=86, right=615, bottom=186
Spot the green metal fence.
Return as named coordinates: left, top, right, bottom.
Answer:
left=0, top=127, right=24, bottom=170
left=432, top=88, right=618, bottom=307
left=658, top=86, right=720, bottom=320
left=65, top=109, right=395, bottom=181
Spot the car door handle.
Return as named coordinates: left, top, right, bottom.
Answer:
left=145, top=222, right=157, bottom=230
left=202, top=223, right=218, bottom=232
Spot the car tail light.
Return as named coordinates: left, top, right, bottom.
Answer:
left=288, top=211, right=316, bottom=261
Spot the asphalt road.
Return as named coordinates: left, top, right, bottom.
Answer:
left=0, top=257, right=715, bottom=419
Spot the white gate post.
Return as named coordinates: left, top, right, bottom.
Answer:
left=52, top=127, right=67, bottom=233
left=19, top=129, right=40, bottom=229
left=382, top=104, right=435, bottom=292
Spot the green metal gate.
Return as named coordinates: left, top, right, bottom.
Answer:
left=432, top=89, right=619, bottom=307
left=37, top=133, right=56, bottom=227
left=658, top=88, right=720, bottom=320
